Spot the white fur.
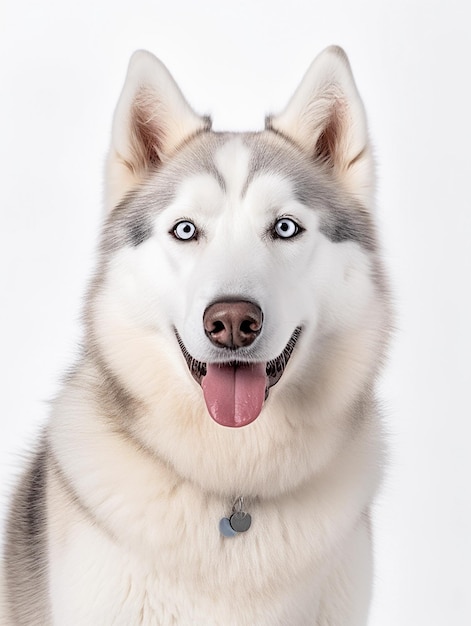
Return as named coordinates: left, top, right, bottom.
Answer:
left=47, top=360, right=381, bottom=624
left=3, top=48, right=390, bottom=625
left=59, top=130, right=385, bottom=622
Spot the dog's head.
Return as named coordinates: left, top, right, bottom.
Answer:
left=87, top=48, right=388, bottom=437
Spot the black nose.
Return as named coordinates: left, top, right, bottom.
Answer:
left=203, top=300, right=263, bottom=349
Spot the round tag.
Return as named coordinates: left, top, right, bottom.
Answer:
left=219, top=517, right=237, bottom=537
left=229, top=511, right=252, bottom=533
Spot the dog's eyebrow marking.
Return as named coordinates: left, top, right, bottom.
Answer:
left=240, top=134, right=376, bottom=250
left=241, top=137, right=290, bottom=199
left=178, top=136, right=227, bottom=192
left=204, top=162, right=226, bottom=192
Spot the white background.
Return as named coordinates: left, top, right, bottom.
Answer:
left=1, top=1, right=470, bottom=624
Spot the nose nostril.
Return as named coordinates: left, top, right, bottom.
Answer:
left=240, top=318, right=259, bottom=335
left=203, top=300, right=263, bottom=349
left=210, top=320, right=226, bottom=335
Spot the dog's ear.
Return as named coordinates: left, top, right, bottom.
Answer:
left=267, top=46, right=373, bottom=208
left=106, top=51, right=210, bottom=211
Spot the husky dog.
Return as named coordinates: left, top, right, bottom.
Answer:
left=2, top=46, right=391, bottom=625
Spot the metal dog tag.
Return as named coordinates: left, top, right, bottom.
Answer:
left=229, top=511, right=252, bottom=533
left=219, top=517, right=238, bottom=537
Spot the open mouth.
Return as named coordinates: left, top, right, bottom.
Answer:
left=175, top=327, right=302, bottom=428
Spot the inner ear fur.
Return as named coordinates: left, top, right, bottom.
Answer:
left=106, top=51, right=210, bottom=212
left=267, top=46, right=374, bottom=208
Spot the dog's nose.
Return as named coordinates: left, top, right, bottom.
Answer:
left=203, top=300, right=263, bottom=349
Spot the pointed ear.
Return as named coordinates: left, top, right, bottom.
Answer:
left=105, top=51, right=210, bottom=211
left=267, top=46, right=374, bottom=208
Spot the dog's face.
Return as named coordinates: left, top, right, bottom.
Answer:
left=88, top=48, right=386, bottom=439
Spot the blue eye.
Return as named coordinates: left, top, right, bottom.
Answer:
left=173, top=220, right=197, bottom=241
left=274, top=218, right=300, bottom=239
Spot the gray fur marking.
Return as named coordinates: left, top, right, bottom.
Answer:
left=101, top=131, right=376, bottom=260
left=243, top=132, right=377, bottom=251
left=50, top=452, right=118, bottom=544
left=4, top=442, right=50, bottom=625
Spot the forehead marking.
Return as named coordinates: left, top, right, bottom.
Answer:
left=213, top=138, right=252, bottom=199
left=103, top=132, right=376, bottom=254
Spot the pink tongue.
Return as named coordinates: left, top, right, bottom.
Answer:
left=201, top=363, right=267, bottom=427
